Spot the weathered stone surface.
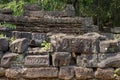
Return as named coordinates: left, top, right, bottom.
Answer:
left=23, top=67, right=58, bottom=78
left=10, top=38, right=29, bottom=53
left=64, top=4, right=75, bottom=17
left=5, top=69, right=20, bottom=78
left=111, top=27, right=120, bottom=33
left=31, top=33, right=47, bottom=46
left=1, top=53, right=19, bottom=68
left=52, top=52, right=71, bottom=66
left=59, top=66, right=74, bottom=80
left=27, top=47, right=48, bottom=55
left=0, top=38, right=9, bottom=52
left=0, top=67, right=5, bottom=77
left=0, top=9, right=13, bottom=15
left=24, top=54, right=49, bottom=67
left=23, top=4, right=40, bottom=11
left=74, top=67, right=94, bottom=80
left=100, top=40, right=120, bottom=53
left=77, top=54, right=98, bottom=67
left=12, top=31, right=32, bottom=40
left=95, top=68, right=114, bottom=80
left=51, top=32, right=105, bottom=53
left=98, top=53, right=120, bottom=68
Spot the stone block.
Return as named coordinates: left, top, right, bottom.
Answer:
left=24, top=54, right=49, bottom=67
left=0, top=38, right=9, bottom=52
left=27, top=47, right=48, bottom=55
left=1, top=52, right=19, bottom=68
left=51, top=32, right=106, bottom=53
left=23, top=67, right=58, bottom=78
left=74, top=67, right=94, bottom=80
left=0, top=67, right=5, bottom=77
left=5, top=69, right=20, bottom=79
left=12, top=31, right=32, bottom=40
left=31, top=33, right=47, bottom=47
left=95, top=68, right=114, bottom=80
left=97, top=53, right=120, bottom=68
left=52, top=52, right=71, bottom=66
left=100, top=40, right=120, bottom=53
left=10, top=38, right=29, bottom=53
left=59, top=66, right=74, bottom=80
left=0, top=9, right=13, bottom=15
left=77, top=54, right=98, bottom=67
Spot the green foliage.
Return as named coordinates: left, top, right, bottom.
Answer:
left=0, top=34, right=6, bottom=38
left=114, top=68, right=119, bottom=78
left=0, top=22, right=16, bottom=29
left=3, top=0, right=25, bottom=16
left=10, top=37, right=16, bottom=43
left=41, top=40, right=51, bottom=51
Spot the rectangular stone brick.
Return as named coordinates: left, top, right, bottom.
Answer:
left=52, top=52, right=71, bottom=67
left=77, top=54, right=98, bottom=67
left=51, top=33, right=105, bottom=53
left=59, top=66, right=74, bottom=80
left=24, top=55, right=49, bottom=67
left=74, top=67, right=94, bottom=80
left=23, top=67, right=58, bottom=78
left=95, top=68, right=114, bottom=80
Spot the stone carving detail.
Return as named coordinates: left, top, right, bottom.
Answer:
left=24, top=55, right=49, bottom=67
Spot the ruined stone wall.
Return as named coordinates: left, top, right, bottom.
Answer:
left=0, top=4, right=98, bottom=34
left=0, top=31, right=120, bottom=80
left=0, top=4, right=120, bottom=80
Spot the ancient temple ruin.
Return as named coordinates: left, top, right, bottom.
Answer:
left=0, top=4, right=120, bottom=80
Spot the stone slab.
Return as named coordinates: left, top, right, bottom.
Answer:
left=24, top=55, right=49, bottom=67
left=59, top=66, right=74, bottom=80
left=52, top=52, right=71, bottom=66
left=23, top=67, right=58, bottom=78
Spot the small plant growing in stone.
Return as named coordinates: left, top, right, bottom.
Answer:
left=114, top=68, right=119, bottom=78
left=0, top=22, right=16, bottom=29
left=41, top=40, right=51, bottom=51
left=9, top=37, right=16, bottom=43
left=0, top=34, right=6, bottom=38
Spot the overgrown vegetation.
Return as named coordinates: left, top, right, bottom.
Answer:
left=0, top=22, right=16, bottom=29
left=41, top=40, right=51, bottom=51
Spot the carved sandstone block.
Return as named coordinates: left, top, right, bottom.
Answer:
left=23, top=67, right=58, bottom=78
left=24, top=54, right=49, bottom=67
left=77, top=54, right=98, bottom=67
left=97, top=53, right=120, bottom=68
left=10, top=38, right=29, bottom=53
left=52, top=52, right=71, bottom=66
left=59, top=66, right=74, bottom=80
left=95, top=68, right=114, bottom=80
left=74, top=67, right=94, bottom=80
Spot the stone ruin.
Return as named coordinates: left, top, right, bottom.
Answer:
left=0, top=4, right=120, bottom=80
